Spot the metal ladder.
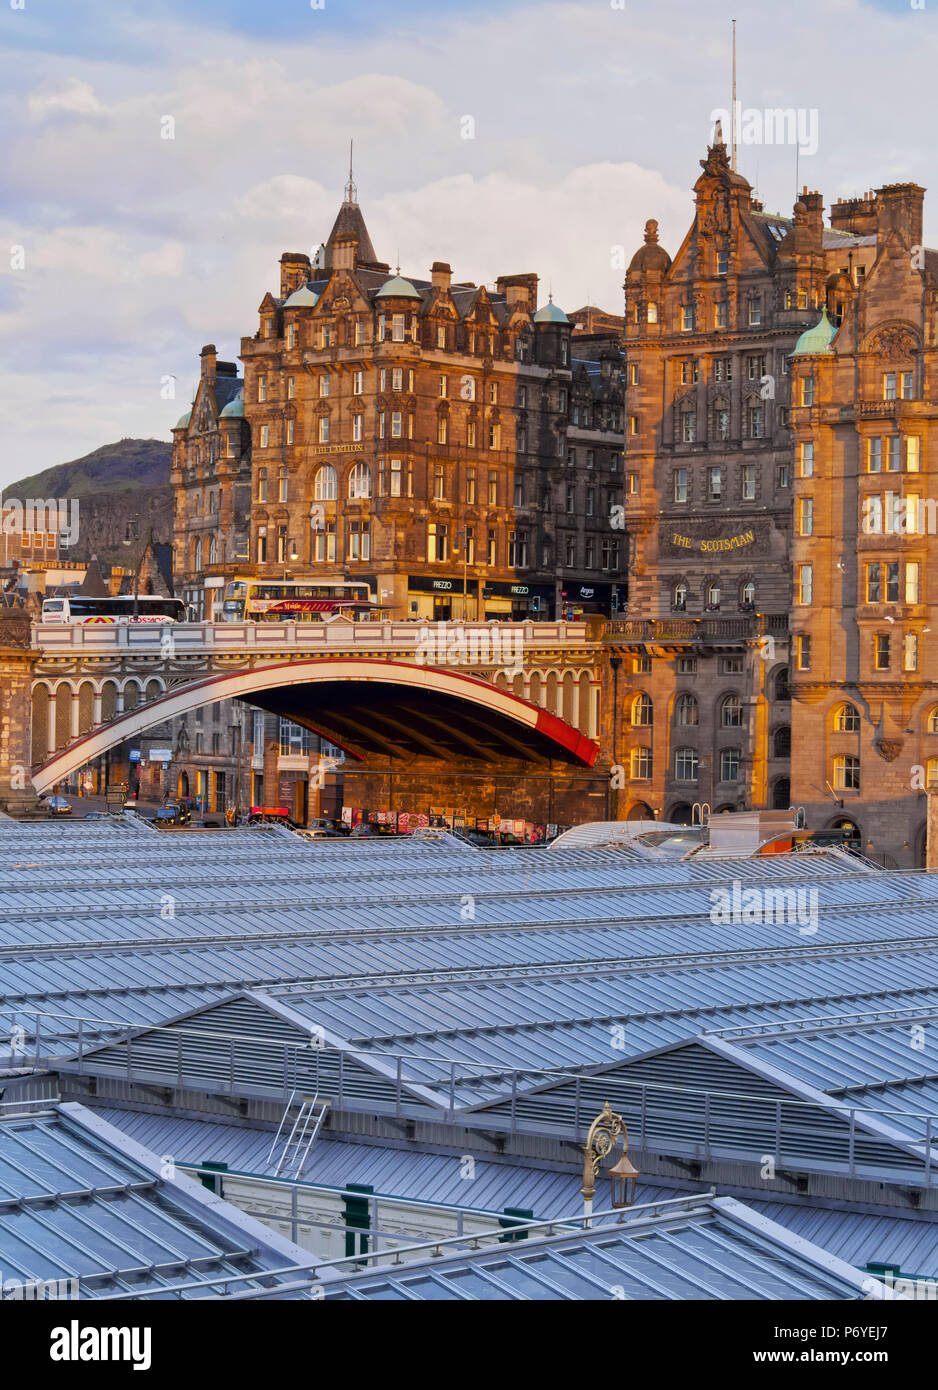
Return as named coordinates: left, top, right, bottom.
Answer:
left=268, top=1090, right=329, bottom=1179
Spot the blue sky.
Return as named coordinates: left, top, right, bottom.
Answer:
left=0, top=0, right=935, bottom=484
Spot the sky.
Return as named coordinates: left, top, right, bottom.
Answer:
left=0, top=0, right=935, bottom=486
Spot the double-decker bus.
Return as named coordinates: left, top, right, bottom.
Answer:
left=41, top=595, right=189, bottom=624
left=222, top=578, right=387, bottom=622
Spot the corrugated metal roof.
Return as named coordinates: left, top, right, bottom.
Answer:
left=0, top=1102, right=311, bottom=1298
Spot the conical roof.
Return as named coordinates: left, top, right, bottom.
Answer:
left=324, top=198, right=378, bottom=267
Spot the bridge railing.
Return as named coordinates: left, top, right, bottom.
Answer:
left=32, top=619, right=592, bottom=655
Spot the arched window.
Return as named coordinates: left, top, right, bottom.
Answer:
left=927, top=759, right=938, bottom=788
left=773, top=725, right=791, bottom=758
left=833, top=702, right=860, bottom=732
left=674, top=747, right=699, bottom=781
left=721, top=694, right=744, bottom=727
left=927, top=707, right=938, bottom=733
left=208, top=535, right=217, bottom=564
left=194, top=538, right=202, bottom=571
left=631, top=693, right=653, bottom=726
left=314, top=465, right=337, bottom=501
left=673, top=581, right=687, bottom=611
left=348, top=462, right=372, bottom=499
left=707, top=582, right=721, bottom=610
left=833, top=754, right=860, bottom=791
left=773, top=668, right=791, bottom=702
left=741, top=580, right=756, bottom=607
left=675, top=693, right=698, bottom=726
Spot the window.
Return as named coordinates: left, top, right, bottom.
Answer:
left=514, top=477, right=524, bottom=508
left=278, top=468, right=288, bottom=503
left=834, top=703, right=860, bottom=732
left=883, top=372, right=897, bottom=401
left=565, top=484, right=575, bottom=515
left=286, top=376, right=296, bottom=400
left=260, top=424, right=269, bottom=448
left=629, top=364, right=640, bottom=386
left=392, top=368, right=403, bottom=391
left=800, top=377, right=814, bottom=407
left=675, top=693, right=698, bottom=726
left=901, top=371, right=914, bottom=400
left=256, top=534, right=267, bottom=563
left=681, top=411, right=696, bottom=443
left=799, top=442, right=814, bottom=478
left=631, top=693, right=653, bottom=726
left=313, top=521, right=336, bottom=562
left=487, top=529, right=497, bottom=565
left=347, top=520, right=370, bottom=561
left=714, top=301, right=728, bottom=329
left=675, top=748, right=699, bottom=781
left=285, top=419, right=294, bottom=445
left=742, top=580, right=756, bottom=606
left=488, top=423, right=500, bottom=450
left=355, top=321, right=364, bottom=346
left=647, top=303, right=658, bottom=323
left=906, top=436, right=921, bottom=472
left=353, top=370, right=364, bottom=395
left=312, top=465, right=337, bottom=502
left=722, top=695, right=744, bottom=728
left=439, top=374, right=448, bottom=399
left=797, top=497, right=813, bottom=536
left=673, top=581, right=688, bottom=611
left=714, top=408, right=730, bottom=441
left=717, top=249, right=729, bottom=276
left=707, top=467, right=722, bottom=500
left=748, top=405, right=764, bottom=438
left=796, top=634, right=811, bottom=669
left=742, top=465, right=756, bottom=500
left=279, top=719, right=312, bottom=757
left=865, top=563, right=881, bottom=603
left=707, top=582, right=721, bottom=609
left=318, top=417, right=329, bottom=444
left=748, top=299, right=761, bottom=326
left=886, top=437, right=900, bottom=472
left=680, top=359, right=698, bottom=385
left=875, top=633, right=891, bottom=669
left=508, top=530, right=528, bottom=567
left=319, top=375, right=330, bottom=398
left=720, top=748, right=740, bottom=782
left=352, top=414, right=363, bottom=442
left=630, top=747, right=653, bottom=780
left=465, top=467, right=476, bottom=505
left=258, top=375, right=267, bottom=403
left=905, top=632, right=919, bottom=671
left=392, top=313, right=405, bottom=342
left=564, top=535, right=576, bottom=567
left=747, top=355, right=766, bottom=382
left=488, top=381, right=498, bottom=405
left=862, top=494, right=883, bottom=533
left=677, top=657, right=698, bottom=675
left=906, top=561, right=920, bottom=604
left=348, top=462, right=372, bottom=499
left=797, top=563, right=813, bottom=605
left=833, top=754, right=860, bottom=791
left=777, top=463, right=790, bottom=488
left=287, top=324, right=296, bottom=350
left=868, top=438, right=882, bottom=473
left=467, top=420, right=477, bottom=449
left=627, top=473, right=639, bottom=495
left=929, top=708, right=938, bottom=734
left=681, top=305, right=694, bottom=331
left=437, top=325, right=446, bottom=350
left=714, top=358, right=733, bottom=383
left=885, top=561, right=900, bottom=603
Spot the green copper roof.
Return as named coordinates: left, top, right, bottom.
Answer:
left=173, top=410, right=191, bottom=430
left=219, top=391, right=244, bottom=419
left=790, top=308, right=836, bottom=357
left=533, top=300, right=569, bottom=324
left=375, top=275, right=421, bottom=300
left=284, top=285, right=319, bottom=308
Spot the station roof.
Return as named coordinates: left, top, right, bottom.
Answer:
left=0, top=1101, right=311, bottom=1298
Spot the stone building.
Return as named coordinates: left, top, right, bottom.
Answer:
left=788, top=181, right=938, bottom=866
left=615, top=135, right=880, bottom=825
left=231, top=176, right=624, bottom=622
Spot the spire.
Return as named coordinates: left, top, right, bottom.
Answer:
left=344, top=139, right=357, bottom=206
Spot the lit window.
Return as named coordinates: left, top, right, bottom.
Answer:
left=799, top=442, right=814, bottom=477
left=630, top=747, right=652, bottom=779
left=797, top=498, right=813, bottom=536
left=647, top=303, right=658, bottom=323
left=906, top=561, right=920, bottom=604
left=905, top=632, right=919, bottom=671
left=631, top=693, right=653, bottom=726
left=906, top=436, right=921, bottom=472
left=834, top=703, right=860, bottom=732
left=318, top=417, right=329, bottom=444
left=797, top=563, right=813, bottom=605
left=833, top=754, right=860, bottom=791
left=348, top=462, right=372, bottom=499
left=681, top=305, right=694, bottom=331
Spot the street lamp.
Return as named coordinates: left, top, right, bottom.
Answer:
left=580, top=1101, right=639, bottom=1227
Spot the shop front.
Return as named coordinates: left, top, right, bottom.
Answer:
left=407, top=574, right=478, bottom=621
left=482, top=580, right=555, bottom=621
left=560, top=581, right=624, bottom=619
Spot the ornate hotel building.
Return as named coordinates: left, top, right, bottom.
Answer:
left=616, top=136, right=881, bottom=830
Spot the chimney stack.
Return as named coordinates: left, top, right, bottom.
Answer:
left=279, top=252, right=312, bottom=298
left=496, top=272, right=539, bottom=309
left=874, top=182, right=925, bottom=251
left=199, top=344, right=217, bottom=385
left=829, top=192, right=878, bottom=237
left=431, top=261, right=452, bottom=292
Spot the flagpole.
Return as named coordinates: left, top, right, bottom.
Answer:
left=731, top=18, right=737, bottom=172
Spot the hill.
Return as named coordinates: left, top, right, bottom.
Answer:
left=6, top=439, right=173, bottom=570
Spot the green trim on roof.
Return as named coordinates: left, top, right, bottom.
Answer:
left=533, top=301, right=569, bottom=324
left=376, top=275, right=421, bottom=300
left=790, top=308, right=836, bottom=357
left=173, top=410, right=191, bottom=430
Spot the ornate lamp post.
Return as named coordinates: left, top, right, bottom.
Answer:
left=580, top=1101, right=640, bottom=1227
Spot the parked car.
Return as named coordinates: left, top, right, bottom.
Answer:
left=153, top=801, right=191, bottom=828
left=42, top=795, right=72, bottom=816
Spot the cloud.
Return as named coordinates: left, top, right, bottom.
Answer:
left=28, top=77, right=107, bottom=121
